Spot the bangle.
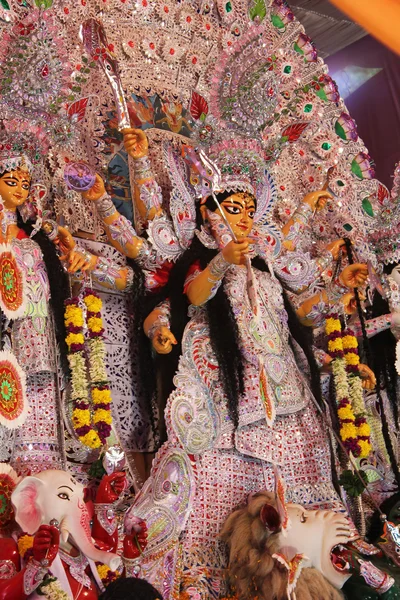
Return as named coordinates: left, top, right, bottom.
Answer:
left=122, top=555, right=141, bottom=578
left=94, top=502, right=118, bottom=536
left=208, top=252, right=230, bottom=280
left=326, top=277, right=348, bottom=303
left=292, top=202, right=313, bottom=224
left=133, top=156, right=153, bottom=181
left=94, top=193, right=116, bottom=219
left=147, top=314, right=170, bottom=341
left=316, top=249, right=333, bottom=274
left=42, top=219, right=59, bottom=241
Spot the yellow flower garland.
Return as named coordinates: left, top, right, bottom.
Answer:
left=64, top=289, right=113, bottom=450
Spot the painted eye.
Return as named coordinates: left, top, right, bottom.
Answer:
left=224, top=205, right=240, bottom=214
left=57, top=492, right=70, bottom=500
left=248, top=209, right=255, bottom=218
left=5, top=181, right=17, bottom=187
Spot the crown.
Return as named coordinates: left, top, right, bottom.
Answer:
left=0, top=119, right=50, bottom=176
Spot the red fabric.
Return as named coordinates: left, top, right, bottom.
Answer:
left=16, top=229, right=28, bottom=240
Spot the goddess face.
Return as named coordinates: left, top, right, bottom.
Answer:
left=0, top=169, right=31, bottom=210
left=203, top=192, right=256, bottom=240
left=391, top=264, right=400, bottom=285
left=278, top=504, right=355, bottom=589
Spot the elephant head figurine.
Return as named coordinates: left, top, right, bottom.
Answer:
left=11, top=469, right=120, bottom=570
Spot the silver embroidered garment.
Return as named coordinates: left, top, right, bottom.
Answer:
left=126, top=266, right=342, bottom=599
left=11, top=238, right=56, bottom=374
left=1, top=238, right=66, bottom=474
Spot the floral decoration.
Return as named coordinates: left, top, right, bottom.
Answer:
left=64, top=288, right=113, bottom=450
left=0, top=350, right=28, bottom=430
left=325, top=315, right=371, bottom=459
left=96, top=563, right=121, bottom=587
left=0, top=245, right=26, bottom=319
left=17, top=533, right=34, bottom=561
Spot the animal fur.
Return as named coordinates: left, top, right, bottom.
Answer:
left=220, top=491, right=344, bottom=600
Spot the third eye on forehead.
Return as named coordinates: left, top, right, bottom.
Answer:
left=3, top=174, right=30, bottom=184
left=224, top=198, right=255, bottom=209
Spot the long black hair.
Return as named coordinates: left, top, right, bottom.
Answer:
left=155, top=195, right=323, bottom=427
left=16, top=211, right=70, bottom=374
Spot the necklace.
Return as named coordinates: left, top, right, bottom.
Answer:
left=0, top=210, right=17, bottom=240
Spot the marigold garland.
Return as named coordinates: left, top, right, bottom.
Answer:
left=96, top=562, right=121, bottom=587
left=64, top=288, right=113, bottom=450
left=325, top=315, right=371, bottom=459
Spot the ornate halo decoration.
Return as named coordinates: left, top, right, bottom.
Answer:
left=0, top=463, right=20, bottom=528
left=0, top=350, right=28, bottom=430
left=0, top=244, right=26, bottom=319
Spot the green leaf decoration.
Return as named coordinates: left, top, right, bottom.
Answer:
left=0, top=0, right=10, bottom=10
left=88, top=458, right=106, bottom=480
left=271, top=14, right=284, bottom=28
left=249, top=0, right=266, bottom=22
left=293, top=42, right=303, bottom=55
left=351, top=158, right=363, bottom=179
left=335, top=121, right=346, bottom=140
left=362, top=197, right=374, bottom=217
left=314, top=87, right=328, bottom=102
left=34, top=0, right=53, bottom=7
left=338, top=469, right=368, bottom=498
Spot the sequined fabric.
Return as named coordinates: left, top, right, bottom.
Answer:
left=11, top=238, right=56, bottom=374
left=10, top=372, right=65, bottom=475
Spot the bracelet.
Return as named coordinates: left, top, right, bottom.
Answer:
left=316, top=249, right=333, bottom=274
left=292, top=202, right=313, bottom=224
left=208, top=253, right=230, bottom=280
left=74, top=246, right=93, bottom=264
left=122, top=555, right=141, bottom=578
left=94, top=193, right=116, bottom=219
left=24, top=559, right=48, bottom=595
left=147, top=314, right=171, bottom=341
left=42, top=219, right=59, bottom=242
left=133, top=156, right=153, bottom=181
left=326, top=276, right=348, bottom=303
left=94, top=503, right=117, bottom=536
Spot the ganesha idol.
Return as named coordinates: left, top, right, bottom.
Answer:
left=221, top=486, right=400, bottom=600
left=0, top=464, right=148, bottom=599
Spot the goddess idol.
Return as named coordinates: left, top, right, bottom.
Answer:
left=0, top=123, right=70, bottom=474
left=124, top=137, right=373, bottom=598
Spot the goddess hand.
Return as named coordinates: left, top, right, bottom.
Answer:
left=54, top=225, right=75, bottom=256
left=358, top=364, right=376, bottom=390
left=32, top=525, right=60, bottom=566
left=340, top=292, right=357, bottom=315
left=222, top=239, right=251, bottom=266
left=302, top=189, right=333, bottom=212
left=326, top=238, right=346, bottom=261
left=96, top=472, right=126, bottom=504
left=152, top=327, right=177, bottom=355
left=82, top=174, right=106, bottom=202
left=61, top=249, right=96, bottom=273
left=123, top=128, right=149, bottom=160
left=340, top=263, right=368, bottom=288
